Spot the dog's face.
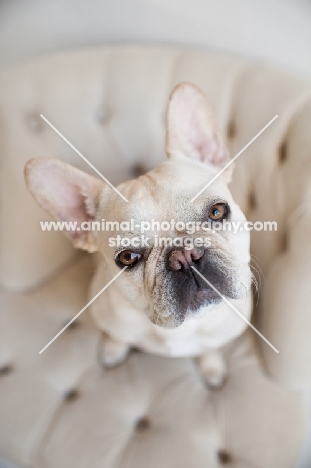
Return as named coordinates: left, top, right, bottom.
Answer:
left=25, top=83, right=251, bottom=328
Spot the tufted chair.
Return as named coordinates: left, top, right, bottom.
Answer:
left=0, top=45, right=311, bottom=468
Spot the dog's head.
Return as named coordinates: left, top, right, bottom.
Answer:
left=25, top=83, right=251, bottom=328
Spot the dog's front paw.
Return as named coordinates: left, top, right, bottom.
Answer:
left=99, top=334, right=130, bottom=368
left=198, top=349, right=227, bottom=389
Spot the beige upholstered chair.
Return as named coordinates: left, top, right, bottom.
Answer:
left=0, top=45, right=310, bottom=467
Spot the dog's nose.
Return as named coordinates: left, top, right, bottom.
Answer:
left=167, top=247, right=204, bottom=271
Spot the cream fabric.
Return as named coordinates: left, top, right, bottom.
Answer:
left=0, top=45, right=311, bottom=467
left=0, top=254, right=308, bottom=468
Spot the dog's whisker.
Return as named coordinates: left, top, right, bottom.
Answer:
left=250, top=254, right=265, bottom=283
left=250, top=264, right=262, bottom=289
left=240, top=282, right=248, bottom=308
left=250, top=269, right=260, bottom=304
left=250, top=273, right=259, bottom=292
left=249, top=264, right=262, bottom=307
left=249, top=253, right=263, bottom=264
left=252, top=280, right=260, bottom=307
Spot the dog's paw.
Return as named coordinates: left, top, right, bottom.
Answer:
left=197, top=349, right=227, bottom=389
left=99, top=335, right=130, bottom=368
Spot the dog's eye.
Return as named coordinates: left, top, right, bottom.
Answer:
left=117, top=250, right=142, bottom=267
left=208, top=203, right=228, bottom=221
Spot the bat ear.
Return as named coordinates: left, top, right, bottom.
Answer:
left=166, top=83, right=233, bottom=180
left=24, top=158, right=105, bottom=252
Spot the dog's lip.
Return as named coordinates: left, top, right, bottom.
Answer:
left=189, top=265, right=217, bottom=292
left=194, top=287, right=219, bottom=296
left=190, top=269, right=224, bottom=309
left=192, top=288, right=221, bottom=302
left=151, top=288, right=222, bottom=329
left=150, top=314, right=186, bottom=328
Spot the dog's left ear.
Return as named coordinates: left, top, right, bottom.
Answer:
left=166, top=83, right=232, bottom=181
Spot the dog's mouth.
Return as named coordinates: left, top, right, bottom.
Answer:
left=150, top=289, right=222, bottom=328
left=192, top=288, right=221, bottom=303
left=150, top=251, right=240, bottom=328
left=188, top=266, right=222, bottom=305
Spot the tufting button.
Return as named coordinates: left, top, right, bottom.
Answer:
left=63, top=319, right=80, bottom=331
left=25, top=113, right=42, bottom=133
left=279, top=142, right=287, bottom=163
left=217, top=449, right=231, bottom=464
left=95, top=107, right=110, bottom=125
left=64, top=388, right=79, bottom=402
left=280, top=231, right=288, bottom=252
left=0, top=364, right=13, bottom=376
left=135, top=417, right=150, bottom=431
left=227, top=120, right=236, bottom=139
left=132, top=162, right=147, bottom=177
left=248, top=191, right=257, bottom=211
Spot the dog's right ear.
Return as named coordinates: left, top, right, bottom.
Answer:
left=24, top=158, right=105, bottom=252
left=166, top=83, right=232, bottom=181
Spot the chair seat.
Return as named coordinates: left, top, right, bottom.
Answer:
left=0, top=255, right=307, bottom=467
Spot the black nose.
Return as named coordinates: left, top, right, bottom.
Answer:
left=167, top=247, right=204, bottom=272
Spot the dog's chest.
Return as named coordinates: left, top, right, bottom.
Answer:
left=142, top=307, right=236, bottom=357
left=95, top=283, right=251, bottom=358
left=154, top=324, right=208, bottom=356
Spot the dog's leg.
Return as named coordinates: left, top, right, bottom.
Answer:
left=197, top=349, right=227, bottom=388
left=99, top=333, right=130, bottom=368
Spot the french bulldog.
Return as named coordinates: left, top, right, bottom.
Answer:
left=25, top=83, right=252, bottom=387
